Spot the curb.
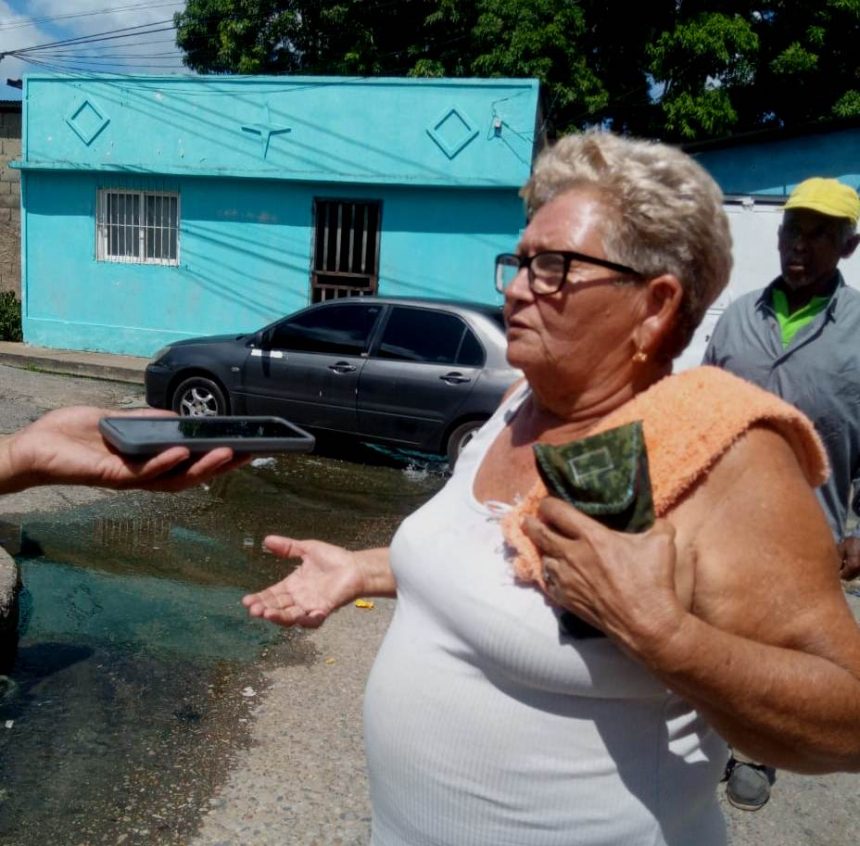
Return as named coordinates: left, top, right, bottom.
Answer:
left=0, top=348, right=146, bottom=385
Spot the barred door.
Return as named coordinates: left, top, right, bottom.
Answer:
left=311, top=199, right=381, bottom=302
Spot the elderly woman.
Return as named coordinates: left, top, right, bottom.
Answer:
left=243, top=131, right=860, bottom=846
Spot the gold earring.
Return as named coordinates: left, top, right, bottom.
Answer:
left=632, top=349, right=648, bottom=364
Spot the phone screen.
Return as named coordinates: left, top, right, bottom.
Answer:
left=99, top=415, right=315, bottom=455
left=154, top=418, right=303, bottom=440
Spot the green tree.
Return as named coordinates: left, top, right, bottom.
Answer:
left=174, top=1, right=860, bottom=141
left=648, top=1, right=860, bottom=138
left=174, top=0, right=667, bottom=136
left=174, top=1, right=440, bottom=75
left=740, top=0, right=860, bottom=128
left=648, top=8, right=759, bottom=140
left=425, top=0, right=612, bottom=134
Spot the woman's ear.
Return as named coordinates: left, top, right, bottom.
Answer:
left=632, top=274, right=683, bottom=356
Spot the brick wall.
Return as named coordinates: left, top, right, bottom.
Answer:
left=0, top=105, right=21, bottom=297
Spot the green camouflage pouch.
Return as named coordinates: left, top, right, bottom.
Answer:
left=532, top=420, right=655, bottom=639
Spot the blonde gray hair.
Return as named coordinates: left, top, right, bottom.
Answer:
left=522, top=130, right=733, bottom=360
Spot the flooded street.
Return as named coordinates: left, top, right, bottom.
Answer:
left=0, top=447, right=445, bottom=844
left=3, top=363, right=859, bottom=846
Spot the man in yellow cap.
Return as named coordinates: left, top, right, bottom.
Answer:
left=704, top=177, right=860, bottom=811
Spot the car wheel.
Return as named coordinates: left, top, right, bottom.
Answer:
left=446, top=420, right=484, bottom=467
left=171, top=376, right=228, bottom=416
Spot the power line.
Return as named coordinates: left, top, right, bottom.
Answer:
left=5, top=19, right=176, bottom=58
left=34, top=49, right=182, bottom=61
left=14, top=53, right=193, bottom=77
left=0, top=17, right=185, bottom=78
left=31, top=56, right=184, bottom=66
left=32, top=42, right=183, bottom=63
left=0, top=2, right=181, bottom=33
left=34, top=38, right=179, bottom=54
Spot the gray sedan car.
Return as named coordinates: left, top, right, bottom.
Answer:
left=145, top=296, right=520, bottom=463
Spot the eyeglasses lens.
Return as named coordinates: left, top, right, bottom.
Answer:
left=530, top=253, right=565, bottom=294
left=496, top=255, right=521, bottom=292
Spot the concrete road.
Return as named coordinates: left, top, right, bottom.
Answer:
left=1, top=362, right=858, bottom=845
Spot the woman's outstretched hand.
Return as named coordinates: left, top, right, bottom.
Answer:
left=242, top=537, right=368, bottom=629
left=522, top=498, right=685, bottom=658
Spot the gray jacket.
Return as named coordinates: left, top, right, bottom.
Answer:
left=703, top=274, right=860, bottom=541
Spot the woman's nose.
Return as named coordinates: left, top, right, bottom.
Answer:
left=505, top=266, right=533, bottom=301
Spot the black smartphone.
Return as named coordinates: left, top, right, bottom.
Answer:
left=99, top=415, right=315, bottom=456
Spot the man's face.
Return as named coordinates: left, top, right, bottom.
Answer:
left=778, top=209, right=849, bottom=290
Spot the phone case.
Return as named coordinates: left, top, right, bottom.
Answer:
left=98, top=416, right=315, bottom=456
left=532, top=420, right=655, bottom=639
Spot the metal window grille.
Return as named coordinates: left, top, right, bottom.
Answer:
left=311, top=199, right=381, bottom=302
left=96, top=189, right=179, bottom=265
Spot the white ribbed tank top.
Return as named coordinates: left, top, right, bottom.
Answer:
left=364, top=384, right=728, bottom=846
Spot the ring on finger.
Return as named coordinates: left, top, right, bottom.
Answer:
left=542, top=562, right=555, bottom=589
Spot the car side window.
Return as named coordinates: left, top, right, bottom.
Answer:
left=268, top=304, right=381, bottom=355
left=376, top=307, right=485, bottom=366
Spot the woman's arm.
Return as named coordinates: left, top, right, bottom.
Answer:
left=242, top=537, right=395, bottom=628
left=527, top=426, right=860, bottom=773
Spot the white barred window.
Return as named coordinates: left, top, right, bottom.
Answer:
left=96, top=189, right=179, bottom=265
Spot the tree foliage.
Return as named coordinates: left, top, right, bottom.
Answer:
left=174, top=0, right=860, bottom=141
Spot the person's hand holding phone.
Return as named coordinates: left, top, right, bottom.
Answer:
left=0, top=406, right=248, bottom=494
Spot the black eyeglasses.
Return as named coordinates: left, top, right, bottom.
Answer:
left=495, top=251, right=644, bottom=295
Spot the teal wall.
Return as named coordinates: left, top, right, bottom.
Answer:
left=692, top=126, right=860, bottom=195
left=22, top=171, right=519, bottom=355
left=21, top=74, right=537, bottom=186
left=18, top=74, right=538, bottom=355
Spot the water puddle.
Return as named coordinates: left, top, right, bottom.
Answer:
left=0, top=450, right=445, bottom=844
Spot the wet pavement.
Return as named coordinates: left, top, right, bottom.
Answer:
left=2, top=361, right=859, bottom=845
left=0, top=448, right=445, bottom=845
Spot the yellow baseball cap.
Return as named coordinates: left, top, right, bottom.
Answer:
left=784, top=177, right=860, bottom=224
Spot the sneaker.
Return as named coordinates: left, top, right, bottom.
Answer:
left=725, top=760, right=776, bottom=811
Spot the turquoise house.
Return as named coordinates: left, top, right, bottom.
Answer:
left=15, top=74, right=540, bottom=356
left=689, top=119, right=860, bottom=196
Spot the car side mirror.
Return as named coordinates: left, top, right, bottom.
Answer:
left=250, top=329, right=270, bottom=351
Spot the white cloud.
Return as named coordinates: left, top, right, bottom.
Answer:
left=0, top=0, right=191, bottom=95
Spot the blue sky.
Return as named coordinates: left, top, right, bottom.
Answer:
left=0, top=1, right=191, bottom=99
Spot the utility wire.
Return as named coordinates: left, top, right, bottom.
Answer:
left=34, top=49, right=181, bottom=60
left=32, top=43, right=184, bottom=63
left=33, top=38, right=179, bottom=54
left=15, top=53, right=193, bottom=77
left=32, top=57, right=184, bottom=66
left=4, top=19, right=176, bottom=57
left=0, top=2, right=181, bottom=32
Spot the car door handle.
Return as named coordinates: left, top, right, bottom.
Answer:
left=440, top=372, right=471, bottom=385
left=329, top=362, right=357, bottom=374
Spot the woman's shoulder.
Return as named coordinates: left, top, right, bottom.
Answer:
left=594, top=366, right=829, bottom=516
left=500, top=377, right=528, bottom=405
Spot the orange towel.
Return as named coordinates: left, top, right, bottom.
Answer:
left=502, top=366, right=829, bottom=585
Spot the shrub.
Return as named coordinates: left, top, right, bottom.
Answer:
left=0, top=291, right=22, bottom=342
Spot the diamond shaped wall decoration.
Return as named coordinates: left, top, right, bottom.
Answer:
left=66, top=99, right=110, bottom=146
left=426, top=107, right=479, bottom=159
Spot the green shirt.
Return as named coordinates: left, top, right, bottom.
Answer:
left=771, top=287, right=830, bottom=348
